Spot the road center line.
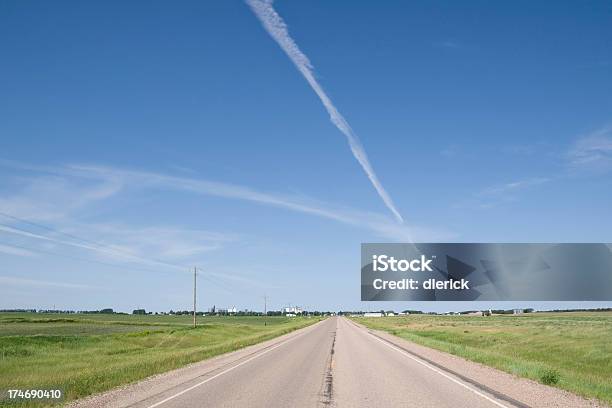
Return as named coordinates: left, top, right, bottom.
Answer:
left=352, top=320, right=510, bottom=408
left=145, top=322, right=320, bottom=408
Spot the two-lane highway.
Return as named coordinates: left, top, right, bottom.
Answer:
left=72, top=316, right=600, bottom=408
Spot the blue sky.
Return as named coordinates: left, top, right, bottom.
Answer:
left=1, top=0, right=611, bottom=312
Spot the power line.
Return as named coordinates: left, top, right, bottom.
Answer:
left=0, top=212, right=261, bottom=287
left=0, top=212, right=255, bottom=296
left=0, top=240, right=176, bottom=276
left=0, top=218, right=186, bottom=271
left=0, top=212, right=188, bottom=272
left=0, top=239, right=244, bottom=296
left=0, top=211, right=115, bottom=250
left=199, top=274, right=234, bottom=292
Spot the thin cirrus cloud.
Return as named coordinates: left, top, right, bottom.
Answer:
left=0, top=223, right=182, bottom=275
left=0, top=243, right=36, bottom=257
left=0, top=275, right=93, bottom=289
left=66, top=164, right=451, bottom=241
left=0, top=161, right=455, bottom=267
left=246, top=0, right=404, bottom=224
left=568, top=125, right=612, bottom=169
left=0, top=160, right=451, bottom=241
left=0, top=221, right=237, bottom=273
left=452, top=177, right=551, bottom=210
left=433, top=40, right=462, bottom=49
left=0, top=170, right=122, bottom=222
left=0, top=214, right=267, bottom=290
left=478, top=177, right=551, bottom=197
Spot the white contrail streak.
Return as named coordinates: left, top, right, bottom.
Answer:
left=246, top=0, right=404, bottom=223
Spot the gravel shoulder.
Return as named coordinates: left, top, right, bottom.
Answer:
left=349, top=318, right=609, bottom=408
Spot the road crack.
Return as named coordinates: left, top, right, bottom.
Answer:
left=320, top=327, right=337, bottom=407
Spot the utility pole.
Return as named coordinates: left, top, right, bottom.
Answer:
left=193, top=267, right=197, bottom=328
left=264, top=295, right=267, bottom=326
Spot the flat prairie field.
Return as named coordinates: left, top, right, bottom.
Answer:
left=355, top=312, right=612, bottom=404
left=0, top=313, right=321, bottom=406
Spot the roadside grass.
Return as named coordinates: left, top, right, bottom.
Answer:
left=0, top=313, right=321, bottom=407
left=354, top=312, right=612, bottom=405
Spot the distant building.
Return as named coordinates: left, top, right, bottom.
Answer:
left=513, top=309, right=524, bottom=315
left=283, top=306, right=302, bottom=315
left=216, top=306, right=237, bottom=315
left=364, top=312, right=383, bottom=317
left=467, top=311, right=483, bottom=316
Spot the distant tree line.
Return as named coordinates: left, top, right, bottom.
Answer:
left=128, top=309, right=335, bottom=316
left=545, top=307, right=612, bottom=313
left=455, top=308, right=534, bottom=315
left=338, top=310, right=424, bottom=316
left=0, top=308, right=124, bottom=314
left=5, top=307, right=608, bottom=315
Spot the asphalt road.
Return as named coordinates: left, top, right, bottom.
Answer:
left=73, top=316, right=601, bottom=408
left=106, top=316, right=530, bottom=408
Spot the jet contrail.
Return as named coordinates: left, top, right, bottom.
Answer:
left=246, top=0, right=404, bottom=223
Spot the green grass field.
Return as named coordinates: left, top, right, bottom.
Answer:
left=355, top=312, right=612, bottom=404
left=0, top=313, right=321, bottom=407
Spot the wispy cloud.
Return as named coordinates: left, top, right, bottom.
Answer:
left=0, top=276, right=93, bottom=289
left=0, top=161, right=456, bottom=279
left=0, top=161, right=453, bottom=242
left=433, top=40, right=462, bottom=50
left=0, top=243, right=36, bottom=257
left=0, top=168, right=240, bottom=276
left=0, top=161, right=455, bottom=299
left=81, top=223, right=238, bottom=261
left=455, top=177, right=551, bottom=209
left=0, top=219, right=238, bottom=274
left=246, top=0, right=404, bottom=224
left=478, top=177, right=550, bottom=197
left=0, top=169, right=122, bottom=222
left=66, top=164, right=452, bottom=241
left=568, top=125, right=612, bottom=170
left=440, top=146, right=459, bottom=157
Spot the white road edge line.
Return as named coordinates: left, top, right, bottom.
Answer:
left=358, top=323, right=510, bottom=408
left=145, top=324, right=315, bottom=408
